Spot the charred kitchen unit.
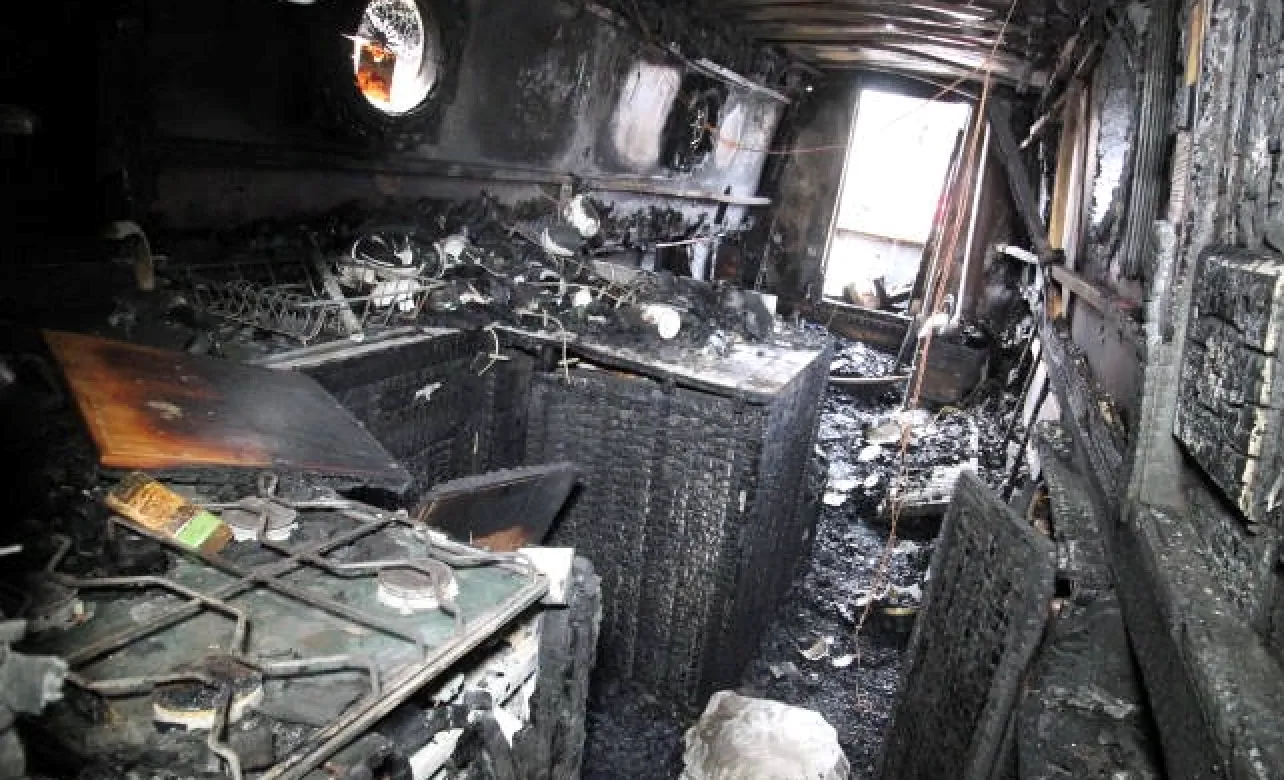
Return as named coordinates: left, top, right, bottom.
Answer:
left=264, top=324, right=832, bottom=709
left=0, top=329, right=599, bottom=779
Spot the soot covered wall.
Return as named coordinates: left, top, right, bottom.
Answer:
left=112, top=0, right=790, bottom=234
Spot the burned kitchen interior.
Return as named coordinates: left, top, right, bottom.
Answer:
left=4, top=0, right=1284, bottom=777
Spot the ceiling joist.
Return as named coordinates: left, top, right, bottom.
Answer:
left=703, top=0, right=1082, bottom=88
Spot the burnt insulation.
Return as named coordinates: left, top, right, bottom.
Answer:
left=525, top=345, right=831, bottom=710
left=303, top=330, right=532, bottom=500
left=880, top=473, right=1055, bottom=780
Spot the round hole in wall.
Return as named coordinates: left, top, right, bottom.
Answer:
left=661, top=78, right=725, bottom=173
left=350, top=0, right=443, bottom=115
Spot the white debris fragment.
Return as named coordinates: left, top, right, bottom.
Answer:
left=799, top=636, right=832, bottom=661
left=863, top=474, right=881, bottom=490
left=413, top=382, right=443, bottom=403
left=830, top=654, right=857, bottom=669
left=857, top=445, right=882, bottom=462
left=864, top=421, right=903, bottom=445
left=768, top=661, right=801, bottom=680
left=891, top=584, right=923, bottom=603
left=680, top=692, right=850, bottom=780
left=893, top=409, right=931, bottom=427
left=518, top=547, right=574, bottom=606
left=822, top=492, right=847, bottom=507
left=641, top=304, right=682, bottom=339
left=571, top=287, right=594, bottom=308
left=829, top=478, right=859, bottom=493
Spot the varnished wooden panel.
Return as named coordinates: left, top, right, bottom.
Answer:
left=45, top=330, right=410, bottom=489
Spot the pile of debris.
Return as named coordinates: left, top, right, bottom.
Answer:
left=138, top=194, right=787, bottom=360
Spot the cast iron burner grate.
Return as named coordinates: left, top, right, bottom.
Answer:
left=25, top=494, right=547, bottom=779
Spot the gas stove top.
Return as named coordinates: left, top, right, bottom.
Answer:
left=20, top=492, right=547, bottom=779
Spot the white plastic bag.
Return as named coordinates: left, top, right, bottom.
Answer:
left=680, top=691, right=850, bottom=780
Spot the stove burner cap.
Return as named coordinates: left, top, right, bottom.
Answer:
left=26, top=579, right=91, bottom=633
left=376, top=561, right=458, bottom=614
left=222, top=497, right=299, bottom=543
left=152, top=656, right=264, bottom=731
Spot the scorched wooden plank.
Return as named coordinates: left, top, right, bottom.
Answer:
left=45, top=330, right=411, bottom=491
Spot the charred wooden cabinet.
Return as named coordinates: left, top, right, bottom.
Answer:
left=267, top=329, right=532, bottom=501
left=524, top=340, right=831, bottom=709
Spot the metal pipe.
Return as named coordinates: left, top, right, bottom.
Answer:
left=954, top=123, right=991, bottom=325
left=829, top=374, right=912, bottom=386
left=1003, top=379, right=1052, bottom=500
left=207, top=686, right=243, bottom=780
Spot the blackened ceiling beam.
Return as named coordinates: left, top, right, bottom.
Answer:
left=783, top=44, right=1041, bottom=87
left=713, top=0, right=1007, bottom=22
left=707, top=0, right=1069, bottom=87
left=847, top=41, right=1032, bottom=74
left=736, top=8, right=1029, bottom=38
left=753, top=25, right=1024, bottom=56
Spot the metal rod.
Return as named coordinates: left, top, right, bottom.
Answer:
left=66, top=670, right=215, bottom=697
left=1003, top=379, right=1052, bottom=500
left=207, top=686, right=244, bottom=780
left=829, top=374, right=911, bottom=386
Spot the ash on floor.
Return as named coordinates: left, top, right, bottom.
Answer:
left=582, top=340, right=1017, bottom=779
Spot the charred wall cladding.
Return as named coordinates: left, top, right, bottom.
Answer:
left=764, top=81, right=854, bottom=303
left=524, top=345, right=831, bottom=709
left=1175, top=246, right=1284, bottom=528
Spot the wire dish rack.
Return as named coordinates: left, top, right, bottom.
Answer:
left=180, top=256, right=438, bottom=345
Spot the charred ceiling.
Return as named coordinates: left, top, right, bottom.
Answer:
left=698, top=0, right=1091, bottom=88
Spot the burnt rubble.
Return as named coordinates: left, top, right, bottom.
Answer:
left=137, top=194, right=795, bottom=363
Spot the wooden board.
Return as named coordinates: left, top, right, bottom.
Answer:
left=45, top=330, right=411, bottom=490
left=416, top=462, right=578, bottom=552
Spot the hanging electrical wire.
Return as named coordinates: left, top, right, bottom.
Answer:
left=848, top=0, right=1021, bottom=662
left=703, top=68, right=983, bottom=156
